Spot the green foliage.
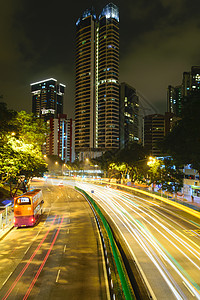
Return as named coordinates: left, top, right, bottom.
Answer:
left=147, top=157, right=183, bottom=193
left=10, top=111, right=49, bottom=147
left=95, top=142, right=148, bottom=182
left=159, top=96, right=200, bottom=173
left=0, top=102, right=17, bottom=133
left=0, top=105, right=48, bottom=195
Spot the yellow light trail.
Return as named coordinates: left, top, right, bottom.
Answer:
left=77, top=182, right=200, bottom=299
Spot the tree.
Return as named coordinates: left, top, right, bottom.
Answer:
left=0, top=109, right=48, bottom=196
left=147, top=157, right=183, bottom=193
left=94, top=142, right=148, bottom=182
left=111, top=143, right=148, bottom=182
left=161, top=158, right=183, bottom=193
left=0, top=102, right=17, bottom=132
left=159, top=96, right=200, bottom=173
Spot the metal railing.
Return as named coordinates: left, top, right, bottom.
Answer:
left=0, top=202, right=14, bottom=230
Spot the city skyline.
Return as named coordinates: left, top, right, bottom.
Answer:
left=1, top=0, right=200, bottom=118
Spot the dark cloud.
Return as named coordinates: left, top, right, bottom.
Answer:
left=1, top=0, right=200, bottom=117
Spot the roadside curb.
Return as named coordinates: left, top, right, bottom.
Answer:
left=0, top=225, right=14, bottom=241
left=75, top=186, right=135, bottom=300
left=89, top=180, right=200, bottom=219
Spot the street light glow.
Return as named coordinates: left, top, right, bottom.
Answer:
left=147, top=156, right=157, bottom=166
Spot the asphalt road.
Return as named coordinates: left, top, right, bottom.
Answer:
left=74, top=180, right=200, bottom=300
left=0, top=182, right=109, bottom=300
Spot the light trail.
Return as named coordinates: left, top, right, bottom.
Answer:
left=2, top=215, right=57, bottom=300
left=113, top=192, right=200, bottom=265
left=76, top=182, right=200, bottom=299
left=23, top=216, right=64, bottom=300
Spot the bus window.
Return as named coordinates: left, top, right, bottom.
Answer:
left=16, top=197, right=31, bottom=205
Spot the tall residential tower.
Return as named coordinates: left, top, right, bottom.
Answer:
left=75, top=3, right=119, bottom=159
left=31, top=78, right=65, bottom=121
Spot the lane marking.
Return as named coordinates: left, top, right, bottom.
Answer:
left=63, top=245, right=66, bottom=253
left=24, top=246, right=30, bottom=255
left=10, top=247, right=17, bottom=256
left=2, top=272, right=12, bottom=287
left=2, top=215, right=57, bottom=300
left=23, top=216, right=65, bottom=300
left=182, top=280, right=195, bottom=297
left=56, top=270, right=60, bottom=282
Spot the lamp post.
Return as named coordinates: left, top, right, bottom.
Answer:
left=94, top=164, right=98, bottom=178
left=147, top=156, right=157, bottom=192
left=62, top=163, right=66, bottom=176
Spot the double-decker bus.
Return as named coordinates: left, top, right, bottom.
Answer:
left=14, top=189, right=44, bottom=227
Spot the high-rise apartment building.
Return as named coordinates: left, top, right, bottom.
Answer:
left=119, top=82, right=139, bottom=148
left=167, top=66, right=200, bottom=117
left=46, top=114, right=75, bottom=163
left=143, top=113, right=173, bottom=157
left=75, top=3, right=119, bottom=158
left=167, top=85, right=182, bottom=117
left=31, top=78, right=65, bottom=121
left=143, top=114, right=165, bottom=157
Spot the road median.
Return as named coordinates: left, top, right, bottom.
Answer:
left=75, top=186, right=135, bottom=300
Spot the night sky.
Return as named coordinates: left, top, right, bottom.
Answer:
left=1, top=0, right=200, bottom=118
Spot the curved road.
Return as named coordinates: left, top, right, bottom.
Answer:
left=74, top=180, right=200, bottom=300
left=0, top=182, right=109, bottom=299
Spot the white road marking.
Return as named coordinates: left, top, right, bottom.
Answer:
left=56, top=269, right=61, bottom=282
left=63, top=245, right=66, bottom=252
left=182, top=281, right=195, bottom=297
left=2, top=272, right=12, bottom=286
left=24, top=245, right=31, bottom=255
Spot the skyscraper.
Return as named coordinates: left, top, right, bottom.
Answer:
left=167, top=85, right=182, bottom=117
left=46, top=114, right=75, bottom=163
left=31, top=78, right=65, bottom=121
left=75, top=3, right=119, bottom=159
left=120, top=82, right=139, bottom=149
left=167, top=66, right=200, bottom=117
left=143, top=114, right=165, bottom=157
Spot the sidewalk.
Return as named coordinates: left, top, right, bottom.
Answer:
left=120, top=182, right=200, bottom=211
left=0, top=199, right=14, bottom=241
left=0, top=223, right=14, bottom=240
left=181, top=194, right=200, bottom=208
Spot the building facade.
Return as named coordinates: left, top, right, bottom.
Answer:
left=143, top=114, right=165, bottom=157
left=46, top=114, right=75, bottom=163
left=167, top=66, right=200, bottom=117
left=75, top=3, right=119, bottom=158
left=182, top=165, right=200, bottom=199
left=31, top=78, right=65, bottom=121
left=30, top=78, right=75, bottom=163
left=167, top=85, right=182, bottom=117
left=119, top=82, right=139, bottom=148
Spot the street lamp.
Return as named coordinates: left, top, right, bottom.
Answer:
left=147, top=156, right=156, bottom=167
left=147, top=156, right=157, bottom=191
left=62, top=164, right=66, bottom=176
left=94, top=164, right=98, bottom=178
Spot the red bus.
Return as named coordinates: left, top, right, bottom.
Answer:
left=14, top=189, right=44, bottom=227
